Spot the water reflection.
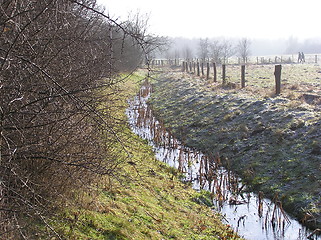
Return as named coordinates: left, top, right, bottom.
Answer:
left=126, top=80, right=320, bottom=240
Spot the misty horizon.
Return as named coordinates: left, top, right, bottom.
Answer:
left=160, top=36, right=321, bottom=60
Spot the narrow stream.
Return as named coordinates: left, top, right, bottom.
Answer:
left=126, top=80, right=320, bottom=240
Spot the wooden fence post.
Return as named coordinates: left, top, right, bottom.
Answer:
left=274, top=64, right=282, bottom=95
left=206, top=62, right=210, bottom=80
left=241, top=65, right=245, bottom=88
left=201, top=62, right=204, bottom=76
left=315, top=55, right=318, bottom=64
left=197, top=61, right=200, bottom=76
left=222, top=64, right=226, bottom=85
left=213, top=62, right=217, bottom=82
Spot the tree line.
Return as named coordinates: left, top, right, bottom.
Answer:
left=165, top=36, right=321, bottom=62
left=0, top=0, right=165, bottom=238
left=166, top=37, right=251, bottom=64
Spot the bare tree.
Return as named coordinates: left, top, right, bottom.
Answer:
left=237, top=38, right=251, bottom=63
left=198, top=38, right=209, bottom=62
left=125, top=12, right=168, bottom=73
left=174, top=49, right=180, bottom=59
left=221, top=39, right=235, bottom=64
left=183, top=45, right=193, bottom=60
left=0, top=0, right=163, bottom=238
left=209, top=40, right=223, bottom=63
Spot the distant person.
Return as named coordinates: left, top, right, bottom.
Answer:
left=301, top=52, right=305, bottom=63
left=298, top=52, right=302, bottom=63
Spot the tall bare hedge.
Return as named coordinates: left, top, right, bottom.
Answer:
left=0, top=0, right=161, bottom=238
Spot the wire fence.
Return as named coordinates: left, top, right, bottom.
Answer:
left=151, top=53, right=321, bottom=66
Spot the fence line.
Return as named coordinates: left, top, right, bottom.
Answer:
left=151, top=54, right=321, bottom=67
left=179, top=62, right=284, bottom=95
left=150, top=55, right=321, bottom=97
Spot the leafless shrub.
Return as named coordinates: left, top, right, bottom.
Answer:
left=0, top=0, right=166, bottom=238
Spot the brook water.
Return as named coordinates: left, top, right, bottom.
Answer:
left=126, top=80, right=320, bottom=240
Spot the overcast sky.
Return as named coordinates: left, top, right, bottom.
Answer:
left=97, top=0, right=320, bottom=41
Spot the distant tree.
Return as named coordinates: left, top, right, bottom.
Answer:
left=183, top=45, right=193, bottom=60
left=209, top=40, right=223, bottom=63
left=285, top=36, right=299, bottom=54
left=221, top=39, right=235, bottom=64
left=175, top=49, right=180, bottom=59
left=237, top=38, right=251, bottom=63
left=123, top=12, right=169, bottom=72
left=198, top=38, right=210, bottom=62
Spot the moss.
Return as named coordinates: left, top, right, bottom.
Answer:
left=192, top=190, right=214, bottom=207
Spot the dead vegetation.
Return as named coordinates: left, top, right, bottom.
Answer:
left=0, top=1, right=165, bottom=238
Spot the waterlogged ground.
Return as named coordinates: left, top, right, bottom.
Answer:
left=43, top=74, right=243, bottom=240
left=149, top=65, right=321, bottom=231
left=128, top=80, right=319, bottom=239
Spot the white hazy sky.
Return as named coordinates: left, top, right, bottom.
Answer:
left=97, top=0, right=321, bottom=40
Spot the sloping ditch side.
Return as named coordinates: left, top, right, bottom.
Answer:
left=149, top=71, right=321, bottom=231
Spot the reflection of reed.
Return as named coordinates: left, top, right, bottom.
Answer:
left=133, top=80, right=298, bottom=236
left=199, top=158, right=204, bottom=188
left=178, top=147, right=184, bottom=172
left=258, top=191, right=264, bottom=218
left=271, top=194, right=291, bottom=230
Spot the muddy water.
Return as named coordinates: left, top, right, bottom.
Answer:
left=126, top=81, right=320, bottom=240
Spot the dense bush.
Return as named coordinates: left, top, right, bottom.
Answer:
left=0, top=0, right=162, bottom=238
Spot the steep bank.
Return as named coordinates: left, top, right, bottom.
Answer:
left=36, top=73, right=242, bottom=240
left=149, top=70, right=321, bottom=230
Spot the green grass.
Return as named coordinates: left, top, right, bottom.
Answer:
left=35, top=70, right=243, bottom=240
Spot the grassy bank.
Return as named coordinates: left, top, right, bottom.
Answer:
left=149, top=67, right=321, bottom=230
left=35, top=72, right=242, bottom=240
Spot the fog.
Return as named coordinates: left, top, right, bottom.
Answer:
left=160, top=36, right=321, bottom=59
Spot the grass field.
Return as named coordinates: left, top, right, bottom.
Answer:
left=182, top=63, right=321, bottom=105
left=218, top=63, right=321, bottom=96
left=149, top=64, right=321, bottom=230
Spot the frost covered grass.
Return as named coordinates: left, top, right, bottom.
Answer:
left=149, top=66, right=321, bottom=230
